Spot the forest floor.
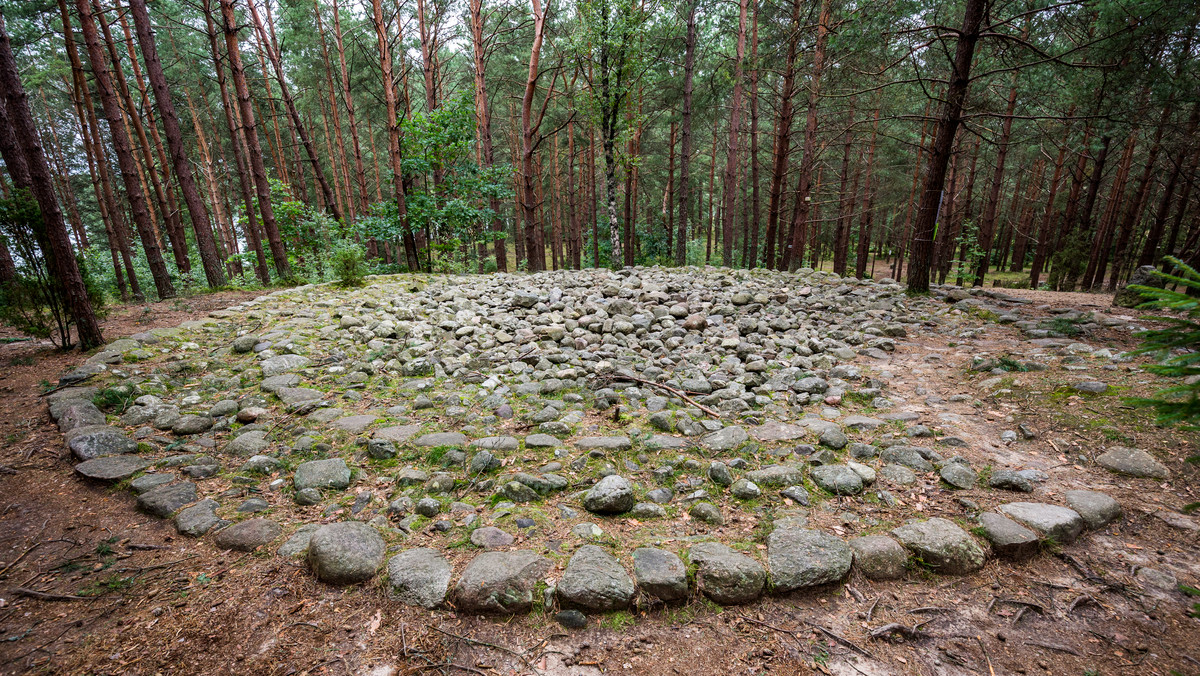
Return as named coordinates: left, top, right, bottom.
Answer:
left=0, top=273, right=1197, bottom=676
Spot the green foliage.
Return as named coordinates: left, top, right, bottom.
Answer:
left=93, top=386, right=136, bottom=414
left=0, top=190, right=105, bottom=348
left=1126, top=258, right=1200, bottom=432
left=331, top=239, right=367, bottom=287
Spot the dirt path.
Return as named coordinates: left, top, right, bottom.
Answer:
left=0, top=284, right=1197, bottom=676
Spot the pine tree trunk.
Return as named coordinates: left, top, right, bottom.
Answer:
left=719, top=0, right=749, bottom=268
left=763, top=0, right=800, bottom=270
left=519, top=0, right=549, bottom=272
left=370, top=0, right=419, bottom=271
left=781, top=0, right=831, bottom=272
left=905, top=0, right=985, bottom=294
left=468, top=0, right=506, bottom=271
left=331, top=0, right=370, bottom=215
left=972, top=75, right=1018, bottom=286
left=675, top=0, right=697, bottom=266
left=746, top=1, right=761, bottom=269
left=0, top=16, right=103, bottom=348
left=219, top=0, right=290, bottom=279
left=129, top=0, right=226, bottom=288
left=1029, top=138, right=1069, bottom=288
left=76, top=0, right=175, bottom=299
left=855, top=108, right=880, bottom=278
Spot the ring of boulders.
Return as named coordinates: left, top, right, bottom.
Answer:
left=45, top=268, right=1149, bottom=626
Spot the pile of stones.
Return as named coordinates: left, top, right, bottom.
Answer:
left=47, top=267, right=1148, bottom=622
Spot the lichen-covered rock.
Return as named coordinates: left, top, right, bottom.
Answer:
left=557, top=545, right=635, bottom=611
left=891, top=518, right=985, bottom=575
left=768, top=526, right=852, bottom=591
left=454, top=551, right=551, bottom=614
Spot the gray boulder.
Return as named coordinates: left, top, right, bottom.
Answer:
left=939, top=463, right=977, bottom=490
left=988, top=469, right=1034, bottom=492
left=700, top=426, right=749, bottom=451
left=66, top=425, right=137, bottom=460
left=583, top=475, right=634, bottom=514
left=1096, top=447, right=1169, bottom=479
left=175, top=499, right=220, bottom=537
left=293, top=458, right=351, bottom=491
left=387, top=548, right=452, bottom=608
left=997, top=502, right=1084, bottom=544
left=811, top=465, right=863, bottom=495
left=307, top=522, right=386, bottom=584
left=847, top=535, right=907, bottom=580
left=977, top=512, right=1038, bottom=560
left=768, top=526, right=852, bottom=592
left=137, top=482, right=198, bottom=518
left=557, top=545, right=635, bottom=611
left=746, top=464, right=804, bottom=487
left=454, top=550, right=551, bottom=614
left=632, top=547, right=687, bottom=602
left=215, top=518, right=281, bottom=551
left=74, top=455, right=152, bottom=482
left=1113, top=266, right=1164, bottom=308
left=689, top=542, right=765, bottom=605
left=891, top=517, right=985, bottom=575
left=1064, top=490, right=1122, bottom=530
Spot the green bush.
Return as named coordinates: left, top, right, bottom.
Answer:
left=331, top=240, right=367, bottom=287
left=1127, top=257, right=1200, bottom=428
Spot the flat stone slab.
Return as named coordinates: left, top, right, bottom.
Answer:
left=746, top=464, right=804, bottom=487
left=214, top=518, right=281, bottom=551
left=700, top=426, right=749, bottom=451
left=557, top=545, right=635, bottom=611
left=260, top=354, right=310, bottom=377
left=977, top=513, right=1038, bottom=560
left=470, top=527, right=515, bottom=548
left=293, top=458, right=351, bottom=491
left=998, top=502, right=1084, bottom=544
left=646, top=434, right=687, bottom=450
left=454, top=550, right=551, bottom=614
left=74, top=455, right=153, bottom=481
left=1096, top=447, right=1169, bottom=479
left=632, top=547, right=687, bottom=602
left=65, top=425, right=137, bottom=460
left=848, top=535, right=907, bottom=580
left=523, top=434, right=560, bottom=447
left=137, top=482, right=198, bottom=518
left=750, top=421, right=807, bottom=441
left=175, top=499, right=220, bottom=537
left=768, top=526, right=852, bottom=592
left=277, top=388, right=324, bottom=406
left=260, top=373, right=301, bottom=392
left=810, top=465, right=863, bottom=495
left=842, top=415, right=885, bottom=431
left=413, top=432, right=468, bottom=447
left=227, top=430, right=270, bottom=456
left=891, top=517, right=985, bottom=575
left=689, top=542, right=765, bottom=605
left=574, top=436, right=631, bottom=451
left=388, top=548, right=452, bottom=608
left=330, top=415, right=377, bottom=434
left=374, top=425, right=421, bottom=443
left=308, top=521, right=386, bottom=584
left=1065, top=490, right=1122, bottom=530
left=880, top=446, right=934, bottom=472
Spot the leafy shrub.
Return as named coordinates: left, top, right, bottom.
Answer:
left=1127, top=257, right=1200, bottom=428
left=331, top=239, right=367, bottom=287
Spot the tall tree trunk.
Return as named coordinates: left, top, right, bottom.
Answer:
left=1082, top=133, right=1136, bottom=288
left=1009, top=158, right=1044, bottom=273
left=719, top=0, right=749, bottom=267
left=762, top=0, right=800, bottom=270
left=832, top=102, right=856, bottom=276
left=1057, top=135, right=1111, bottom=290
left=781, top=0, right=831, bottom=271
left=746, top=1, right=761, bottom=268
left=664, top=120, right=676, bottom=259
left=469, top=0, right=506, bottom=271
left=220, top=0, right=289, bottom=279
left=905, top=0, right=985, bottom=294
left=76, top=0, right=175, bottom=299
left=370, top=0, right=419, bottom=271
left=568, top=119, right=582, bottom=269
left=1029, top=138, right=1069, bottom=288
left=311, top=1, right=351, bottom=221
left=203, top=0, right=267, bottom=283
left=674, top=0, right=697, bottom=266
left=972, top=73, right=1018, bottom=286
left=1139, top=101, right=1200, bottom=268
left=129, top=0, right=226, bottom=288
left=246, top=0, right=342, bottom=225
left=856, top=107, right=880, bottom=278
left=519, top=0, right=549, bottom=272
left=331, top=0, right=370, bottom=215
left=0, top=16, right=103, bottom=348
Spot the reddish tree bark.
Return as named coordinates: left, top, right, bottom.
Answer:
left=906, top=0, right=986, bottom=293
left=0, top=16, right=103, bottom=348
left=468, top=0, right=507, bottom=271
left=674, top=0, right=697, bottom=266
left=129, top=0, right=226, bottom=287
left=719, top=0, right=749, bottom=267
left=762, top=0, right=800, bottom=270
left=76, top=0, right=175, bottom=299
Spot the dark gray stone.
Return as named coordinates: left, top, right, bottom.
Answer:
left=977, top=512, right=1038, bottom=560
left=137, top=482, right=198, bottom=518
left=1096, top=447, right=1169, bottom=479
left=997, top=502, right=1084, bottom=544
left=632, top=547, right=687, bottom=602
left=891, top=517, right=985, bottom=574
left=454, top=550, right=551, bottom=613
left=847, top=535, right=907, bottom=580
left=74, top=455, right=153, bottom=482
left=307, top=522, right=386, bottom=584
left=293, top=458, right=351, bottom=490
left=688, top=542, right=765, bottom=605
left=583, top=475, right=634, bottom=514
left=1065, top=490, right=1122, bottom=530
left=66, top=425, right=137, bottom=460
left=215, top=518, right=281, bottom=551
left=557, top=545, right=635, bottom=611
left=175, top=499, right=220, bottom=537
left=387, top=548, right=452, bottom=608
left=768, top=525, right=852, bottom=591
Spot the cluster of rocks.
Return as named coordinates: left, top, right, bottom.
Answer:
left=43, top=267, right=1164, bottom=623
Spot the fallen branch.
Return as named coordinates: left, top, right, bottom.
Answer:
left=1067, top=595, right=1097, bottom=614
left=608, top=374, right=721, bottom=419
left=804, top=621, right=875, bottom=660
left=12, top=588, right=88, bottom=602
left=1024, top=639, right=1080, bottom=656
left=431, top=625, right=541, bottom=675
